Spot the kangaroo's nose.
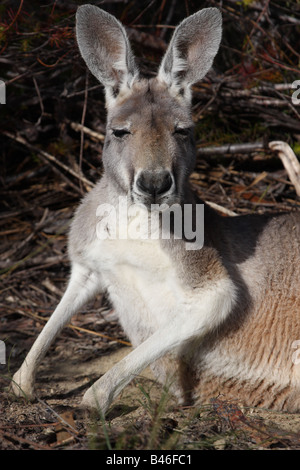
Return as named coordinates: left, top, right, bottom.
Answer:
left=136, top=170, right=173, bottom=197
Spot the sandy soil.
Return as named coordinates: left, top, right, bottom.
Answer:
left=1, top=321, right=300, bottom=450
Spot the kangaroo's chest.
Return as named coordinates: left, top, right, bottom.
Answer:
left=83, top=236, right=185, bottom=345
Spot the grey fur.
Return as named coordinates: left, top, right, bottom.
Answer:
left=76, top=5, right=139, bottom=97
left=158, top=8, right=222, bottom=90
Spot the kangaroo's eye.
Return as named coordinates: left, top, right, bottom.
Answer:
left=112, top=129, right=131, bottom=138
left=174, top=127, right=190, bottom=137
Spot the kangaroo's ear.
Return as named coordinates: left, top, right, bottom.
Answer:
left=76, top=5, right=139, bottom=106
left=157, top=8, right=222, bottom=100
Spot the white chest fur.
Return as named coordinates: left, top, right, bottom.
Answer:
left=82, top=224, right=185, bottom=345
left=77, top=202, right=235, bottom=349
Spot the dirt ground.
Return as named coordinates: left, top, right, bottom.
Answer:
left=1, top=314, right=300, bottom=450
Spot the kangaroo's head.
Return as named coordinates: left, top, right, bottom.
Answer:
left=76, top=5, right=222, bottom=207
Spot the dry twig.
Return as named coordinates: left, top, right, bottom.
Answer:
left=2, top=131, right=94, bottom=191
left=269, top=141, right=300, bottom=197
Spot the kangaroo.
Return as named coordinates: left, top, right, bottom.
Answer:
left=12, top=5, right=300, bottom=414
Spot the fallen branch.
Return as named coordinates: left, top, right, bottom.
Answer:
left=269, top=141, right=300, bottom=197
left=205, top=201, right=237, bottom=217
left=16, top=309, right=131, bottom=347
left=2, top=131, right=94, bottom=191
left=0, top=428, right=52, bottom=450
left=197, top=140, right=300, bottom=197
left=197, top=142, right=265, bottom=156
left=69, top=121, right=105, bottom=142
